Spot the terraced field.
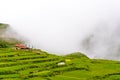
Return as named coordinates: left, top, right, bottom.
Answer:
left=0, top=48, right=120, bottom=80
left=0, top=48, right=88, bottom=80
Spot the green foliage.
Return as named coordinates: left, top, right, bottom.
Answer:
left=0, top=23, right=8, bottom=29
left=0, top=38, right=23, bottom=48
left=65, top=52, right=89, bottom=60
left=0, top=39, right=8, bottom=48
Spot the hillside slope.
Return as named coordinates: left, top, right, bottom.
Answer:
left=0, top=23, right=25, bottom=48
left=0, top=48, right=120, bottom=80
left=0, top=23, right=120, bottom=80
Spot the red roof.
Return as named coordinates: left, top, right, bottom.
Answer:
left=15, top=44, right=29, bottom=49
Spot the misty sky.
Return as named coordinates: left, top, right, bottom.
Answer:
left=0, top=0, right=120, bottom=59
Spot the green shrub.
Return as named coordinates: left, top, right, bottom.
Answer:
left=0, top=39, right=8, bottom=48
left=65, top=52, right=89, bottom=59
left=0, top=38, right=23, bottom=48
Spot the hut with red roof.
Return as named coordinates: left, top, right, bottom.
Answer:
left=15, top=43, right=30, bottom=50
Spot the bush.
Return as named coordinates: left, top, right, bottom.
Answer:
left=65, top=52, right=89, bottom=59
left=0, top=39, right=8, bottom=48
left=0, top=38, right=23, bottom=48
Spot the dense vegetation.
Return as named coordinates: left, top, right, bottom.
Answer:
left=0, top=23, right=8, bottom=29
left=0, top=38, right=22, bottom=48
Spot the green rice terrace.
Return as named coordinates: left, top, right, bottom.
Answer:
left=1, top=23, right=120, bottom=80
left=0, top=48, right=120, bottom=80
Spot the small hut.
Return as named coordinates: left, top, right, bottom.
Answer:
left=15, top=43, right=30, bottom=50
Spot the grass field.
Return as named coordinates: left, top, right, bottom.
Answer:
left=0, top=48, right=120, bottom=80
